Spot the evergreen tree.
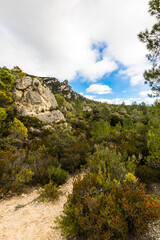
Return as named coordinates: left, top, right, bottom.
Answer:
left=138, top=0, right=160, bottom=95
left=0, top=66, right=14, bottom=107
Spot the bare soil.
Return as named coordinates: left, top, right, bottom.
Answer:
left=0, top=178, right=160, bottom=240
left=0, top=176, right=75, bottom=240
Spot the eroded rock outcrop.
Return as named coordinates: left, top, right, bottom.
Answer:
left=12, top=76, right=65, bottom=123
left=41, top=77, right=83, bottom=100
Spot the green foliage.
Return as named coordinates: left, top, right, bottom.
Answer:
left=57, top=172, right=160, bottom=240
left=138, top=0, right=160, bottom=94
left=42, top=127, right=88, bottom=173
left=0, top=66, right=14, bottom=107
left=17, top=115, right=45, bottom=128
left=87, top=145, right=141, bottom=183
left=0, top=66, right=160, bottom=240
left=55, top=94, right=69, bottom=108
left=11, top=168, right=34, bottom=194
left=39, top=182, right=59, bottom=201
left=136, top=165, right=160, bottom=183
left=0, top=108, right=7, bottom=121
left=99, top=105, right=111, bottom=121
left=110, top=112, right=124, bottom=126
left=16, top=169, right=34, bottom=184
left=0, top=108, right=7, bottom=131
left=47, top=165, right=69, bottom=186
left=27, top=146, right=58, bottom=184
left=131, top=109, right=144, bottom=123
left=11, top=66, right=26, bottom=79
left=90, top=119, right=111, bottom=142
left=10, top=118, right=28, bottom=139
left=0, top=136, right=23, bottom=151
left=66, top=110, right=77, bottom=121
left=122, top=117, right=134, bottom=131
left=146, top=125, right=160, bottom=168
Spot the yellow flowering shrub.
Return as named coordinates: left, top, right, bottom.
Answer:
left=10, top=118, right=28, bottom=138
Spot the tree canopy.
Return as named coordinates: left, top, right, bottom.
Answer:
left=138, top=0, right=160, bottom=95
left=0, top=67, right=14, bottom=107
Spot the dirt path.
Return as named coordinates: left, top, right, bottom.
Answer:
left=1, top=177, right=160, bottom=240
left=0, top=176, right=75, bottom=240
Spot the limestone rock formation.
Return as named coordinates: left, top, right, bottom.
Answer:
left=82, top=106, right=92, bottom=112
left=41, top=77, right=83, bottom=100
left=12, top=76, right=65, bottom=123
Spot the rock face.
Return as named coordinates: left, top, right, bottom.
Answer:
left=12, top=76, right=65, bottom=123
left=41, top=77, right=83, bottom=100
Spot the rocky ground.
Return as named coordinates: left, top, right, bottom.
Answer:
left=0, top=179, right=160, bottom=240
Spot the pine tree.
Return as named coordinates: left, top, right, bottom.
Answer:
left=138, top=0, right=160, bottom=95
left=0, top=66, right=14, bottom=107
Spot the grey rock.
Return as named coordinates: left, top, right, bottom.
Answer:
left=82, top=106, right=92, bottom=112
left=42, top=125, right=55, bottom=132
left=12, top=76, right=65, bottom=123
left=29, top=127, right=41, bottom=135
left=43, top=77, right=84, bottom=100
left=15, top=76, right=32, bottom=90
left=28, top=110, right=65, bottom=123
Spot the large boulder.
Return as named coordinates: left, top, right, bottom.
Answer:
left=12, top=76, right=65, bottom=123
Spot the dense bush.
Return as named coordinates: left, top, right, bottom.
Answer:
left=1, top=66, right=160, bottom=240
left=17, top=115, right=45, bottom=129
left=47, top=165, right=69, bottom=186
left=87, top=145, right=141, bottom=183
left=11, top=168, right=34, bottom=194
left=39, top=182, right=59, bottom=201
left=136, top=165, right=160, bottom=183
left=57, top=173, right=160, bottom=240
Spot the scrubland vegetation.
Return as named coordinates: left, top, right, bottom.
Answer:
left=0, top=66, right=160, bottom=239
left=0, top=1, right=160, bottom=238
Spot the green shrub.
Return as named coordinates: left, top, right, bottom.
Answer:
left=17, top=115, right=45, bottom=128
left=39, top=182, right=58, bottom=201
left=11, top=169, right=34, bottom=194
left=57, top=173, right=160, bottom=240
left=87, top=145, right=141, bottom=183
left=55, top=94, right=68, bottom=108
left=16, top=168, right=34, bottom=184
left=90, top=119, right=111, bottom=142
left=10, top=118, right=28, bottom=139
left=47, top=165, right=68, bottom=186
left=136, top=165, right=160, bottom=183
left=146, top=126, right=160, bottom=169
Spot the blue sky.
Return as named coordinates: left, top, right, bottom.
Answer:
left=0, top=0, right=158, bottom=104
left=70, top=42, right=153, bottom=104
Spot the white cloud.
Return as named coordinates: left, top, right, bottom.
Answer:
left=86, top=84, right=112, bottom=94
left=0, top=0, right=154, bottom=82
left=141, top=97, right=160, bottom=105
left=79, top=92, right=95, bottom=100
left=80, top=57, right=118, bottom=81
left=96, top=97, right=160, bottom=105
left=100, top=98, right=124, bottom=104
left=119, top=62, right=152, bottom=86
left=139, top=90, right=159, bottom=97
left=130, top=74, right=144, bottom=86
left=84, top=95, right=95, bottom=100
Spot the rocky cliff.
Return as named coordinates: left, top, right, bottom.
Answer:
left=12, top=76, right=65, bottom=123
left=41, top=77, right=82, bottom=100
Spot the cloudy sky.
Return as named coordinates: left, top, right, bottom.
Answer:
left=0, top=0, right=158, bottom=104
